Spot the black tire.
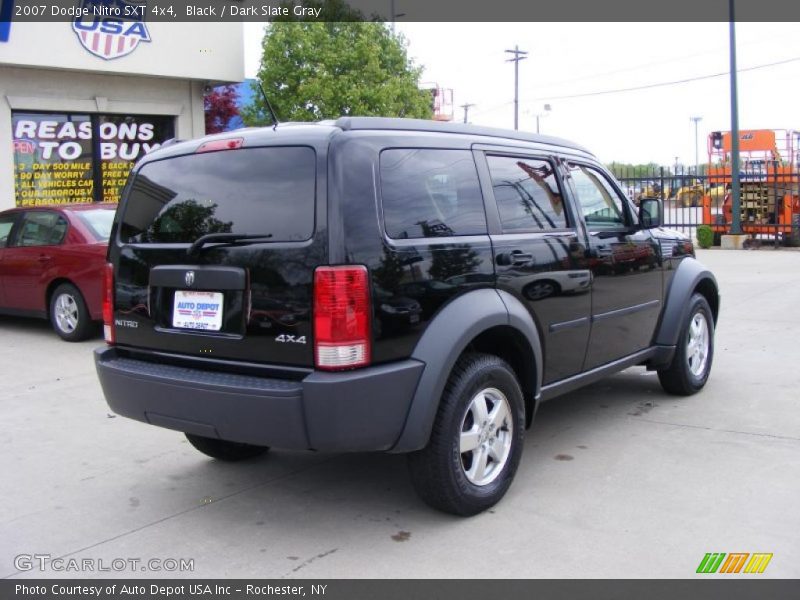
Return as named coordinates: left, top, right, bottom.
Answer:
left=185, top=433, right=269, bottom=462
left=407, top=353, right=525, bottom=516
left=657, top=293, right=715, bottom=396
left=49, top=283, right=93, bottom=342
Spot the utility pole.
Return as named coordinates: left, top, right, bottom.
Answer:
left=505, top=45, right=528, bottom=130
left=728, top=0, right=743, bottom=235
left=460, top=103, right=475, bottom=124
left=691, top=116, right=703, bottom=180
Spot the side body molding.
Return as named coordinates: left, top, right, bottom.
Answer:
left=653, top=257, right=720, bottom=347
left=390, top=288, right=543, bottom=453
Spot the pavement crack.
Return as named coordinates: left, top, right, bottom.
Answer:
left=635, top=417, right=800, bottom=442
left=282, top=548, right=338, bottom=578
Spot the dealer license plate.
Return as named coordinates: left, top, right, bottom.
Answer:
left=172, top=290, right=224, bottom=331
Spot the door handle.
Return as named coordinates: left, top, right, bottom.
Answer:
left=497, top=249, right=533, bottom=266
left=37, top=255, right=52, bottom=262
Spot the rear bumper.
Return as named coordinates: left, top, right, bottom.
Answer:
left=94, top=347, right=424, bottom=452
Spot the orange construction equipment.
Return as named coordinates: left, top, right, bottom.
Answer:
left=702, top=129, right=800, bottom=244
left=420, top=84, right=455, bottom=122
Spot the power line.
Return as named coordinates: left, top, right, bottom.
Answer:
left=468, top=54, right=799, bottom=123
left=469, top=101, right=513, bottom=118
left=524, top=56, right=800, bottom=102
left=523, top=52, right=722, bottom=94
left=517, top=37, right=795, bottom=94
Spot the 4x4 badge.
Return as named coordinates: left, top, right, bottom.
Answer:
left=185, top=271, right=195, bottom=287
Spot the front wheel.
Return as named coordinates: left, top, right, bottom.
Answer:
left=50, top=283, right=93, bottom=341
left=185, top=434, right=270, bottom=462
left=657, top=293, right=715, bottom=395
left=408, top=353, right=525, bottom=516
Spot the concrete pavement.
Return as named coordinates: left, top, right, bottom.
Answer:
left=2, top=249, right=799, bottom=578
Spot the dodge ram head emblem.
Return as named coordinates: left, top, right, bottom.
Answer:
left=185, top=271, right=195, bottom=287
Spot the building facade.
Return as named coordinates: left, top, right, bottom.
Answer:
left=0, top=20, right=244, bottom=210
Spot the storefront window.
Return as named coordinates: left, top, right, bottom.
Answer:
left=11, top=112, right=174, bottom=206
left=13, top=113, right=94, bottom=206
left=97, top=115, right=175, bottom=203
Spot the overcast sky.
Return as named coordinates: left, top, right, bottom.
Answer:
left=243, top=22, right=800, bottom=166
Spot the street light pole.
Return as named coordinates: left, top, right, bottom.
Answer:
left=729, top=0, right=743, bottom=235
left=460, top=103, right=475, bottom=124
left=691, top=116, right=702, bottom=180
left=536, top=103, right=552, bottom=134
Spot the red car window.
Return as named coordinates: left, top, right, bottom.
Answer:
left=16, top=212, right=68, bottom=247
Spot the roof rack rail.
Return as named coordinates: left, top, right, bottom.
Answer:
left=333, top=116, right=590, bottom=154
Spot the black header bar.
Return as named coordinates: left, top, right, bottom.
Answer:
left=4, top=0, right=800, bottom=23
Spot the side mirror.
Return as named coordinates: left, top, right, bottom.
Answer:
left=639, top=197, right=661, bottom=229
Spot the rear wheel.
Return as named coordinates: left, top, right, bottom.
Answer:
left=185, top=434, right=269, bottom=462
left=657, top=293, right=714, bottom=395
left=49, top=283, right=92, bottom=342
left=408, top=353, right=525, bottom=516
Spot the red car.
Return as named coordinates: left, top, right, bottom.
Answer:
left=0, top=204, right=115, bottom=341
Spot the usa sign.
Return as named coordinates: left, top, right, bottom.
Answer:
left=72, top=0, right=151, bottom=60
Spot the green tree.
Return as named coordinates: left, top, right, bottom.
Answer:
left=242, top=0, right=433, bottom=124
left=146, top=200, right=232, bottom=243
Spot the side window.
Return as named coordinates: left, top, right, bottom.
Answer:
left=380, top=149, right=487, bottom=239
left=0, top=215, right=16, bottom=248
left=16, top=212, right=68, bottom=247
left=487, top=155, right=567, bottom=231
left=568, top=163, right=628, bottom=229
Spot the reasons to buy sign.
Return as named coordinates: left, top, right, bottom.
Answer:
left=12, top=113, right=173, bottom=206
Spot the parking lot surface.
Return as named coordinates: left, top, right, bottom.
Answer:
left=3, top=249, right=799, bottom=579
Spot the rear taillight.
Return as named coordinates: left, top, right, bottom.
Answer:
left=102, top=262, right=115, bottom=344
left=313, top=266, right=371, bottom=371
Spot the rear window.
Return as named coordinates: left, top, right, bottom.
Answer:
left=380, top=149, right=486, bottom=239
left=75, top=208, right=115, bottom=241
left=119, top=146, right=315, bottom=243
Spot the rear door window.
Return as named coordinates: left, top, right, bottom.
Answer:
left=119, top=146, right=316, bottom=243
left=380, top=149, right=487, bottom=239
left=16, top=211, right=68, bottom=247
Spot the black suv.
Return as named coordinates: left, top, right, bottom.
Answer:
left=95, top=118, right=719, bottom=516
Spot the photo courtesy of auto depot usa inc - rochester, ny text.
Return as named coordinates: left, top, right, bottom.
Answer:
left=13, top=583, right=329, bottom=597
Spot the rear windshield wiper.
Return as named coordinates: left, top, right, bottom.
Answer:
left=187, top=233, right=273, bottom=255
